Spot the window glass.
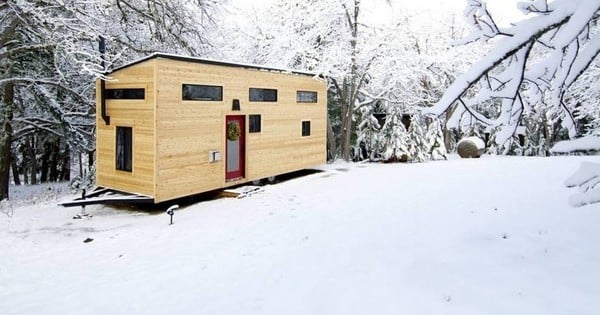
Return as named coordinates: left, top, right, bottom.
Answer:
left=182, top=84, right=223, bottom=101
left=302, top=121, right=311, bottom=137
left=249, top=88, right=277, bottom=102
left=249, top=115, right=261, bottom=133
left=297, top=91, right=318, bottom=103
left=105, top=88, right=145, bottom=100
left=116, top=126, right=132, bottom=172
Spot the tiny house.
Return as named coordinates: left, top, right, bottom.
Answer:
left=95, top=53, right=327, bottom=204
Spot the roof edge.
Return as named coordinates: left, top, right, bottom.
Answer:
left=109, top=53, right=319, bottom=77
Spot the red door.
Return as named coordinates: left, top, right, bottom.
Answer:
left=225, top=115, right=245, bottom=181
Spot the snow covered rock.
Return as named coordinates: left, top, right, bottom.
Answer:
left=457, top=136, right=485, bottom=158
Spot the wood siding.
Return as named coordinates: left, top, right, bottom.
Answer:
left=96, top=60, right=156, bottom=198
left=96, top=56, right=326, bottom=203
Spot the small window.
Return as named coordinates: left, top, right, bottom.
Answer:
left=105, top=88, right=145, bottom=100
left=116, top=127, right=132, bottom=172
left=249, top=115, right=261, bottom=133
left=249, top=88, right=277, bottom=102
left=182, top=84, right=223, bottom=101
left=302, top=121, right=311, bottom=137
left=297, top=91, right=318, bottom=103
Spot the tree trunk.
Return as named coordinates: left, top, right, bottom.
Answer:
left=443, top=105, right=455, bottom=152
left=49, top=140, right=59, bottom=182
left=26, top=136, right=37, bottom=185
left=41, top=141, right=50, bottom=182
left=88, top=150, right=94, bottom=170
left=0, top=82, right=14, bottom=200
left=340, top=89, right=352, bottom=160
left=339, top=0, right=360, bottom=161
left=326, top=113, right=337, bottom=161
left=60, top=147, right=70, bottom=181
left=21, top=144, right=29, bottom=185
left=11, top=150, right=20, bottom=186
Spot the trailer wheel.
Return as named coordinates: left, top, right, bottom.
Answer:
left=267, top=176, right=276, bottom=183
left=252, top=179, right=263, bottom=185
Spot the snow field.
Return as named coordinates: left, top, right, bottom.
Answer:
left=1, top=155, right=599, bottom=314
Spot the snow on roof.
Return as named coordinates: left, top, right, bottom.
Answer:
left=110, top=52, right=319, bottom=77
left=550, top=136, right=600, bottom=153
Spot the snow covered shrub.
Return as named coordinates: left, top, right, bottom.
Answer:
left=0, top=200, right=13, bottom=218
left=374, top=105, right=410, bottom=162
left=356, top=105, right=383, bottom=161
left=424, top=117, right=448, bottom=160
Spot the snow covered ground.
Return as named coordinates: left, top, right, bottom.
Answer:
left=1, top=155, right=599, bottom=315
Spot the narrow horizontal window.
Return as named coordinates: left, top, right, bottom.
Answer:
left=116, top=126, right=132, bottom=172
left=249, top=88, right=277, bottom=102
left=249, top=115, right=261, bottom=133
left=105, top=88, right=145, bottom=100
left=302, top=121, right=311, bottom=137
left=182, top=84, right=223, bottom=101
left=297, top=91, right=318, bottom=103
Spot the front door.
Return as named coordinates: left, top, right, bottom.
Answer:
left=225, top=115, right=245, bottom=181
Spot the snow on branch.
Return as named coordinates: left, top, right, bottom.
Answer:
left=428, top=5, right=574, bottom=116
left=565, top=161, right=600, bottom=206
left=427, top=0, right=600, bottom=146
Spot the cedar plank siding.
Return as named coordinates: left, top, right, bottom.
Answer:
left=96, top=60, right=156, bottom=198
left=96, top=55, right=326, bottom=203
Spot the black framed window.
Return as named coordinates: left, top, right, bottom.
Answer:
left=297, top=91, right=318, bottom=103
left=182, top=84, right=223, bottom=101
left=249, top=115, right=261, bottom=133
left=302, top=121, right=311, bottom=137
left=105, top=88, right=145, bottom=100
left=116, top=126, right=132, bottom=172
left=249, top=88, right=277, bottom=102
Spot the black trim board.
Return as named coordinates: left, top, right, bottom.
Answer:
left=110, top=53, right=318, bottom=77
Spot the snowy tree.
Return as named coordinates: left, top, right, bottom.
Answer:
left=0, top=0, right=224, bottom=200
left=429, top=0, right=600, bottom=204
left=223, top=0, right=392, bottom=161
left=373, top=103, right=410, bottom=162
left=406, top=114, right=427, bottom=162
left=429, top=0, right=600, bottom=145
left=0, top=1, right=104, bottom=200
left=356, top=7, right=482, bottom=156
left=356, top=102, right=383, bottom=161
left=423, top=117, right=448, bottom=160
left=99, top=0, right=223, bottom=61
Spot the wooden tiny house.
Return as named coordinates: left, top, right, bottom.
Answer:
left=95, top=53, right=327, bottom=204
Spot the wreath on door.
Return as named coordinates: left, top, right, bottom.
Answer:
left=227, top=121, right=241, bottom=141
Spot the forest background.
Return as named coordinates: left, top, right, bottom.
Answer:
left=1, top=0, right=598, bottom=201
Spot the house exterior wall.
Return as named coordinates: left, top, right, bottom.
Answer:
left=154, top=57, right=327, bottom=202
left=96, top=56, right=326, bottom=203
left=95, top=60, right=157, bottom=198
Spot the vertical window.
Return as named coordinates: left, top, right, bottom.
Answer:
left=249, top=115, right=261, bottom=133
left=302, top=121, right=311, bottom=137
left=296, top=91, right=318, bottom=103
left=116, top=126, right=132, bottom=172
left=182, top=84, right=223, bottom=101
left=249, top=88, right=278, bottom=102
